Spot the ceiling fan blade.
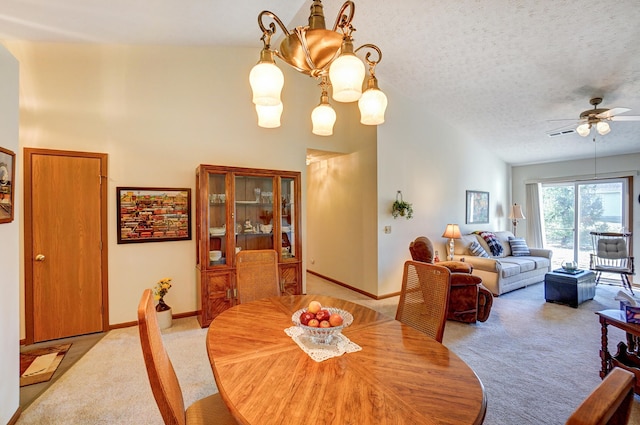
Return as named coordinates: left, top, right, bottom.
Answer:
left=596, top=107, right=631, bottom=119
left=609, top=115, right=640, bottom=121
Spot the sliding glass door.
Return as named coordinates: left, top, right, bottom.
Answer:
left=541, top=178, right=629, bottom=269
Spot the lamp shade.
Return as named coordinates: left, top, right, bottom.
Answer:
left=311, top=103, right=336, bottom=136
left=596, top=121, right=610, bottom=135
left=442, top=224, right=461, bottom=239
left=329, top=53, right=365, bottom=103
left=508, top=204, right=526, bottom=220
left=576, top=123, right=591, bottom=137
left=256, top=103, right=283, bottom=128
left=249, top=58, right=284, bottom=106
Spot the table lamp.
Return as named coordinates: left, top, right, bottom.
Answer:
left=508, top=204, right=526, bottom=237
left=442, top=224, right=461, bottom=261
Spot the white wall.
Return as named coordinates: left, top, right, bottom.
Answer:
left=376, top=87, right=511, bottom=295
left=307, top=84, right=511, bottom=298
left=4, top=41, right=366, bottom=335
left=0, top=45, right=20, bottom=425
left=512, top=153, right=640, bottom=283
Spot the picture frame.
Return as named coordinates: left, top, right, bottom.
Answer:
left=0, top=146, right=16, bottom=224
left=117, top=187, right=191, bottom=244
left=466, top=190, right=489, bottom=224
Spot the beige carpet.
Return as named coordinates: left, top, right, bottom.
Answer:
left=15, top=275, right=640, bottom=424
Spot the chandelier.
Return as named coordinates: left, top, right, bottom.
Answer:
left=249, top=0, right=388, bottom=136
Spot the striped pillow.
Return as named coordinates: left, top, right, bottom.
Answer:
left=469, top=240, right=490, bottom=258
left=478, top=232, right=504, bottom=257
left=509, top=237, right=530, bottom=256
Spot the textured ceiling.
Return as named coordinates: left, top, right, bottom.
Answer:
left=1, top=0, right=639, bottom=165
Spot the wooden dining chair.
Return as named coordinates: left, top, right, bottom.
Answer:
left=137, top=289, right=237, bottom=425
left=395, top=260, right=451, bottom=342
left=235, top=249, right=281, bottom=303
left=565, top=367, right=635, bottom=425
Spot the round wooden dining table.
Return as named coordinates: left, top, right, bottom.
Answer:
left=206, top=294, right=486, bottom=425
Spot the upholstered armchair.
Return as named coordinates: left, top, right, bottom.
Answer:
left=409, top=236, right=493, bottom=323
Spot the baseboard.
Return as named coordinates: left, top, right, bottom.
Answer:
left=7, top=406, right=21, bottom=425
left=109, top=310, right=198, bottom=330
left=307, top=270, right=400, bottom=300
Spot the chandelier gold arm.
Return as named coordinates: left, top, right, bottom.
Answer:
left=355, top=43, right=382, bottom=75
left=258, top=11, right=291, bottom=48
left=332, top=1, right=356, bottom=35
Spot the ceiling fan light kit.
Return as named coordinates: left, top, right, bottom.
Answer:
left=549, top=97, right=640, bottom=138
left=249, top=0, right=388, bottom=136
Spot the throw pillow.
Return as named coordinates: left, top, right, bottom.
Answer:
left=468, top=240, right=490, bottom=258
left=478, top=232, right=504, bottom=257
left=509, top=237, right=531, bottom=256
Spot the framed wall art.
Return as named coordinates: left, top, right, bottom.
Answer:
left=0, top=146, right=16, bottom=224
left=466, top=190, right=489, bottom=224
left=117, top=187, right=191, bottom=244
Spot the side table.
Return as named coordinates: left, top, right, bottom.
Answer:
left=595, top=309, right=640, bottom=394
left=544, top=269, right=596, bottom=308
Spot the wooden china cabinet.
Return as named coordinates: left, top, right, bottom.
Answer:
left=195, top=164, right=302, bottom=327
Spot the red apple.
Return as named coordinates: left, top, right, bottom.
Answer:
left=319, top=320, right=331, bottom=328
left=315, top=309, right=331, bottom=322
left=307, top=319, right=320, bottom=328
left=308, top=301, right=322, bottom=314
left=329, top=313, right=344, bottom=327
left=299, top=311, right=315, bottom=326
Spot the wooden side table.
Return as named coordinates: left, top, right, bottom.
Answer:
left=596, top=309, right=640, bottom=393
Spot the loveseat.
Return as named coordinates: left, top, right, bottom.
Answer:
left=452, top=231, right=553, bottom=296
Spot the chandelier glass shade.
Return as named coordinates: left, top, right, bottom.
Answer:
left=256, top=103, right=283, bottom=128
left=249, top=0, right=387, bottom=135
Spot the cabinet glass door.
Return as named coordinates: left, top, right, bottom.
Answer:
left=208, top=173, right=227, bottom=266
left=235, top=175, right=274, bottom=253
left=281, top=177, right=296, bottom=259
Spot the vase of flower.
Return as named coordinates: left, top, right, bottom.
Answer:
left=153, top=278, right=173, bottom=330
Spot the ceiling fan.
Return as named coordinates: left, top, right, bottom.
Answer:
left=547, top=97, right=640, bottom=138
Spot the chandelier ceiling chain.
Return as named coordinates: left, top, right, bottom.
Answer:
left=249, top=0, right=388, bottom=135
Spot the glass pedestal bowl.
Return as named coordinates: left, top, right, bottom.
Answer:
left=291, top=307, right=353, bottom=344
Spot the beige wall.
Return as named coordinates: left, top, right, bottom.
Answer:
left=512, top=153, right=640, bottom=284
left=5, top=41, right=512, bottom=338
left=306, top=127, right=379, bottom=295
left=307, top=85, right=511, bottom=297
left=0, top=45, right=20, bottom=425
left=4, top=41, right=369, bottom=334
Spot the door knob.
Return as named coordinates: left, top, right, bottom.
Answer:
left=35, top=254, right=45, bottom=261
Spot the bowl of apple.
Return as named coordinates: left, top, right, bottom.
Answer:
left=291, top=301, right=353, bottom=345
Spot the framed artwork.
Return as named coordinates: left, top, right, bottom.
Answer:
left=0, top=146, right=16, bottom=224
left=117, top=187, right=191, bottom=244
left=466, top=190, right=489, bottom=224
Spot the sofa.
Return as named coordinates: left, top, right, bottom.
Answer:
left=452, top=231, right=553, bottom=296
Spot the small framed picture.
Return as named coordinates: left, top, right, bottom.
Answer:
left=0, top=146, right=16, bottom=224
left=117, top=187, right=191, bottom=244
left=466, top=190, right=489, bottom=224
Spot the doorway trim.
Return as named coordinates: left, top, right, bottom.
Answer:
left=23, top=148, right=109, bottom=345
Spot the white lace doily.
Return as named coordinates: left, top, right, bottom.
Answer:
left=284, top=326, right=362, bottom=362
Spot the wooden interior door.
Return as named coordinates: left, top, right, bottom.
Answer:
left=24, top=148, right=108, bottom=343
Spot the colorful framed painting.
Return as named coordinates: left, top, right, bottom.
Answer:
left=466, top=190, right=489, bottom=224
left=0, top=147, right=16, bottom=224
left=117, top=187, right=191, bottom=244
